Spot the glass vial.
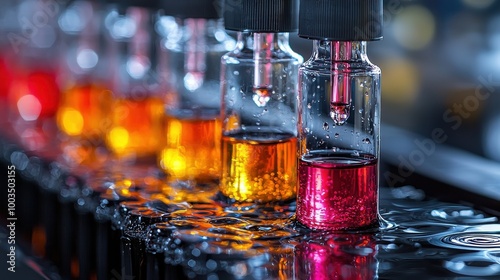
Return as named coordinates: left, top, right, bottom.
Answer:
left=296, top=0, right=383, bottom=230
left=56, top=0, right=113, bottom=166
left=157, top=0, right=235, bottom=186
left=220, top=0, right=302, bottom=203
left=103, top=1, right=164, bottom=160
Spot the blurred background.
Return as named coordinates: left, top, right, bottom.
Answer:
left=0, top=0, right=499, bottom=162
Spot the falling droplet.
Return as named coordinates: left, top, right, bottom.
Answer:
left=323, top=122, right=329, bottom=130
left=252, top=87, right=271, bottom=107
left=330, top=102, right=350, bottom=125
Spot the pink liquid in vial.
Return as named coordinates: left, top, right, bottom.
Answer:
left=297, top=152, right=378, bottom=231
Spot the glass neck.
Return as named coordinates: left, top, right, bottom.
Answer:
left=236, top=32, right=290, bottom=52
left=313, top=40, right=368, bottom=62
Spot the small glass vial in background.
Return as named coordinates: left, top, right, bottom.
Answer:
left=56, top=0, right=113, bottom=165
left=220, top=0, right=302, bottom=203
left=157, top=0, right=235, bottom=186
left=296, top=0, right=383, bottom=230
left=103, top=1, right=164, bottom=160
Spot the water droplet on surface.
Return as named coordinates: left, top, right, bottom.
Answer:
left=322, top=122, right=329, bottom=130
left=436, top=233, right=500, bottom=250
left=307, top=103, right=312, bottom=109
left=233, top=71, right=239, bottom=76
left=362, top=138, right=371, bottom=144
left=334, top=133, right=339, bottom=138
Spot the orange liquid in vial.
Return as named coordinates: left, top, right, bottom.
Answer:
left=159, top=111, right=221, bottom=184
left=220, top=131, right=297, bottom=202
left=57, top=83, right=112, bottom=139
left=106, top=96, right=164, bottom=158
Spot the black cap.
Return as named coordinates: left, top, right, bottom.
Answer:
left=161, top=0, right=220, bottom=19
left=100, top=0, right=160, bottom=9
left=224, top=0, right=298, bottom=32
left=299, top=0, right=383, bottom=41
left=127, top=0, right=160, bottom=9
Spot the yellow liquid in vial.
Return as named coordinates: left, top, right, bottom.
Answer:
left=221, top=132, right=297, bottom=202
left=106, top=96, right=164, bottom=158
left=57, top=83, right=112, bottom=139
left=159, top=113, right=221, bottom=184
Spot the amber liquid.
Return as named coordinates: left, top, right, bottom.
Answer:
left=159, top=111, right=221, bottom=184
left=106, top=96, right=164, bottom=158
left=221, top=131, right=297, bottom=202
left=57, top=83, right=112, bottom=139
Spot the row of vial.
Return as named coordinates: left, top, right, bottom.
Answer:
left=0, top=0, right=383, bottom=231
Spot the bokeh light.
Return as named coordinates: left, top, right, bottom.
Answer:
left=393, top=5, right=436, bottom=51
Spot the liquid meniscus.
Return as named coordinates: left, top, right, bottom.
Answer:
left=221, top=131, right=297, bottom=203
left=297, top=152, right=378, bottom=230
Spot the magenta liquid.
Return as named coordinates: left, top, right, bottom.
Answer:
left=297, top=152, right=379, bottom=230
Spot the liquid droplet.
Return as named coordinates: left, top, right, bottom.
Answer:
left=330, top=103, right=350, bottom=125
left=307, top=103, right=312, bottom=109
left=252, top=87, right=271, bottom=107
left=334, top=133, right=339, bottom=138
left=323, top=122, right=329, bottom=130
left=362, top=138, right=371, bottom=144
left=233, top=71, right=239, bottom=76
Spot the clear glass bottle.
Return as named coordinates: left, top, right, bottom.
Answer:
left=157, top=0, right=235, bottom=186
left=220, top=0, right=302, bottom=202
left=296, top=0, right=383, bottom=230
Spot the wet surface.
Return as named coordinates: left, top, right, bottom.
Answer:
left=111, top=185, right=500, bottom=280
left=1, top=129, right=500, bottom=279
